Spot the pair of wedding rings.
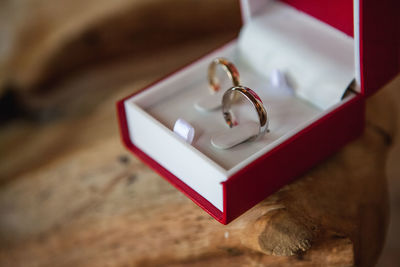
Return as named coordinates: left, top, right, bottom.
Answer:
left=208, top=58, right=269, bottom=138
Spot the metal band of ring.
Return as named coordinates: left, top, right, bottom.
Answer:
left=222, top=86, right=268, bottom=137
left=208, top=58, right=240, bottom=93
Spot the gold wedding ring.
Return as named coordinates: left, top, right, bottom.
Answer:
left=222, top=86, right=269, bottom=137
left=208, top=58, right=240, bottom=93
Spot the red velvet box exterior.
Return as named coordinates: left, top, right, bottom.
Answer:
left=117, top=0, right=400, bottom=224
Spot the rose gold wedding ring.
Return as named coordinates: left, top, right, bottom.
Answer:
left=208, top=58, right=240, bottom=93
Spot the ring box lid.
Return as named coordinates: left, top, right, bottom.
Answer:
left=241, top=0, right=400, bottom=97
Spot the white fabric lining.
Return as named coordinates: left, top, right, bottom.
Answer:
left=238, top=1, right=355, bottom=109
left=137, top=42, right=328, bottom=170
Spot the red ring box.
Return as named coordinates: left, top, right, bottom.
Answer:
left=117, top=0, right=399, bottom=224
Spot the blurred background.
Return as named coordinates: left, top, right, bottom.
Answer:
left=0, top=0, right=399, bottom=266
left=0, top=0, right=241, bottom=180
